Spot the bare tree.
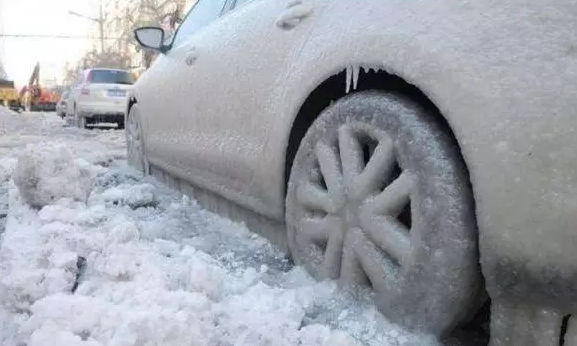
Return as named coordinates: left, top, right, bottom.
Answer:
left=115, top=0, right=187, bottom=69
left=61, top=48, right=132, bottom=86
left=62, top=0, right=189, bottom=81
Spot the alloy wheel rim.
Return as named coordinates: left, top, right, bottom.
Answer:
left=293, top=122, right=416, bottom=293
left=127, top=114, right=142, bottom=163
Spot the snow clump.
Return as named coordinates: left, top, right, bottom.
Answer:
left=13, top=144, right=93, bottom=209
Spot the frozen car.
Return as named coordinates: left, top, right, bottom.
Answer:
left=128, top=0, right=577, bottom=344
left=68, top=68, right=134, bottom=129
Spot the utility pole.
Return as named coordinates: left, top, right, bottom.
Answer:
left=98, top=3, right=104, bottom=53
left=68, top=1, right=106, bottom=53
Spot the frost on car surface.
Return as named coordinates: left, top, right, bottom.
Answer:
left=128, top=0, right=577, bottom=344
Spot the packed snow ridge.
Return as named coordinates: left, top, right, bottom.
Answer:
left=0, top=109, right=442, bottom=346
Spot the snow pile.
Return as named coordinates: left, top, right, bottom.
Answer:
left=0, top=113, right=441, bottom=346
left=13, top=144, right=93, bottom=209
left=98, top=182, right=159, bottom=210
left=1, top=186, right=435, bottom=346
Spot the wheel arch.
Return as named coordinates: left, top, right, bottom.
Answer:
left=127, top=95, right=138, bottom=115
left=283, top=66, right=473, bottom=198
left=125, top=95, right=138, bottom=127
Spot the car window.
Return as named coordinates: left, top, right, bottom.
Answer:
left=171, top=0, right=227, bottom=48
left=87, top=70, right=135, bottom=85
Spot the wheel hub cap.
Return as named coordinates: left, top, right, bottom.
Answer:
left=293, top=123, right=415, bottom=288
left=127, top=114, right=143, bottom=168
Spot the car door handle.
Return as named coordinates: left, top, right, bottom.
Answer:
left=185, top=47, right=198, bottom=66
left=276, top=1, right=313, bottom=30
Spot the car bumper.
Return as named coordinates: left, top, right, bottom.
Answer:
left=77, top=100, right=127, bottom=117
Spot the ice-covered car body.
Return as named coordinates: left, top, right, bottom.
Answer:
left=129, top=0, right=577, bottom=343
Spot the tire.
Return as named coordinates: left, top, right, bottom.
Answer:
left=73, top=105, right=86, bottom=129
left=75, top=115, right=86, bottom=129
left=126, top=104, right=147, bottom=173
left=285, top=91, right=482, bottom=336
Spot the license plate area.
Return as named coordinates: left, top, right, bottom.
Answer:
left=107, top=89, right=126, bottom=97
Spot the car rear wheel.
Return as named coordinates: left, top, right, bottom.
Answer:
left=285, top=91, right=482, bottom=336
left=126, top=105, right=146, bottom=173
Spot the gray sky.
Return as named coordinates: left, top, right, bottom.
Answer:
left=3, top=0, right=98, bottom=87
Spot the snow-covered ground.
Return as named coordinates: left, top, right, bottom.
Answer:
left=0, top=108, right=481, bottom=346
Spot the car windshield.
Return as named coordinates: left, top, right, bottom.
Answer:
left=88, top=70, right=135, bottom=85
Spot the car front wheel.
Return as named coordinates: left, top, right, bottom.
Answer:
left=285, top=91, right=482, bottom=336
left=126, top=104, right=146, bottom=174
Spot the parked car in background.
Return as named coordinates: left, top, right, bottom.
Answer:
left=56, top=91, right=70, bottom=118
left=67, top=68, right=134, bottom=129
left=128, top=0, right=577, bottom=345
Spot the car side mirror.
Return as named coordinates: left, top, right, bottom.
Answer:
left=134, top=26, right=167, bottom=53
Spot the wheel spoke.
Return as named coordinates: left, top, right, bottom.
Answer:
left=363, top=172, right=414, bottom=217
left=321, top=222, right=345, bottom=280
left=338, top=126, right=364, bottom=185
left=298, top=216, right=340, bottom=244
left=353, top=137, right=395, bottom=199
left=128, top=122, right=135, bottom=140
left=315, top=142, right=343, bottom=195
left=341, top=228, right=399, bottom=290
left=127, top=118, right=141, bottom=156
left=131, top=122, right=139, bottom=138
left=297, top=181, right=337, bottom=214
left=341, top=228, right=370, bottom=286
left=360, top=214, right=411, bottom=265
left=354, top=228, right=400, bottom=293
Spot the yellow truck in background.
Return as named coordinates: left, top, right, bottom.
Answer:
left=0, top=78, right=22, bottom=112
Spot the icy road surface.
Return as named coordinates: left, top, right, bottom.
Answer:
left=0, top=110, right=482, bottom=346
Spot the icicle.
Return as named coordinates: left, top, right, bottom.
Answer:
left=345, top=65, right=352, bottom=94
left=352, top=65, right=360, bottom=90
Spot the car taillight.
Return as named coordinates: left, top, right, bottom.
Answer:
left=81, top=87, right=90, bottom=95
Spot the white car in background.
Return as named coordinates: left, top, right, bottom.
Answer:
left=128, top=0, right=577, bottom=345
left=68, top=68, right=134, bottom=129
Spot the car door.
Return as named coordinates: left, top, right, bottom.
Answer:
left=138, top=0, right=229, bottom=170
left=164, top=0, right=321, bottom=217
